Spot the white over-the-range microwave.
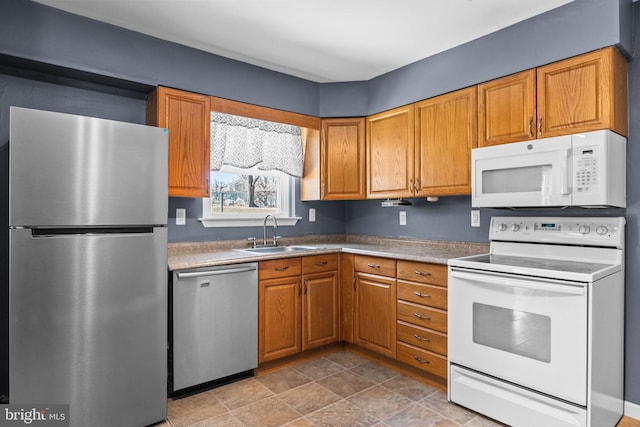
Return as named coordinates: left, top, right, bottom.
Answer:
left=472, top=129, right=626, bottom=208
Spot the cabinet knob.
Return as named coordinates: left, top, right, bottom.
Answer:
left=529, top=116, right=534, bottom=137
left=414, top=313, right=431, bottom=321
left=414, top=270, right=430, bottom=277
left=274, top=266, right=289, bottom=272
left=413, top=355, right=430, bottom=364
left=538, top=115, right=543, bottom=136
left=413, top=334, right=430, bottom=343
left=367, top=263, right=380, bottom=269
left=314, top=261, right=328, bottom=266
left=414, top=291, right=430, bottom=298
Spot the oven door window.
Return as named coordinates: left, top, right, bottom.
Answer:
left=473, top=303, right=550, bottom=363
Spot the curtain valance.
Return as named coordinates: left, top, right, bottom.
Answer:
left=210, top=112, right=303, bottom=177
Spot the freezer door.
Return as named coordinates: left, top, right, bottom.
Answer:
left=9, top=107, right=168, bottom=226
left=9, top=227, right=168, bottom=427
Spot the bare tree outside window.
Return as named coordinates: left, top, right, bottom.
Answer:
left=207, top=168, right=281, bottom=215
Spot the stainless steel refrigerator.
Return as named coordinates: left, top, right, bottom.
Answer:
left=9, top=107, right=169, bottom=427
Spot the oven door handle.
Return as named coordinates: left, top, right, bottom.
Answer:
left=449, top=270, right=585, bottom=295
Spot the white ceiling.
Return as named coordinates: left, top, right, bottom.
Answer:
left=33, top=0, right=573, bottom=83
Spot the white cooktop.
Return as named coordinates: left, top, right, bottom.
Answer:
left=449, top=216, right=625, bottom=282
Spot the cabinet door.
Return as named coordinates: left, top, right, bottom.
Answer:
left=258, top=276, right=301, bottom=363
left=148, top=86, right=211, bottom=197
left=366, top=105, right=415, bottom=199
left=354, top=273, right=396, bottom=358
left=478, top=69, right=537, bottom=147
left=415, top=87, right=477, bottom=196
left=321, top=118, right=366, bottom=200
left=302, top=271, right=339, bottom=350
left=537, top=47, right=627, bottom=138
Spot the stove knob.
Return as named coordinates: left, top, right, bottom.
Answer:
left=498, top=223, right=508, bottom=232
left=511, top=224, right=520, bottom=232
left=578, top=225, right=591, bottom=234
left=596, top=226, right=609, bottom=235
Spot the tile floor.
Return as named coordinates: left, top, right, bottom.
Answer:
left=160, top=349, right=505, bottom=427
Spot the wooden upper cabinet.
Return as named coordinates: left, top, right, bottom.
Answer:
left=146, top=86, right=210, bottom=197
left=415, top=87, right=477, bottom=196
left=537, top=46, right=627, bottom=138
left=321, top=118, right=366, bottom=200
left=478, top=47, right=627, bottom=146
left=366, top=105, right=415, bottom=199
left=478, top=69, right=536, bottom=147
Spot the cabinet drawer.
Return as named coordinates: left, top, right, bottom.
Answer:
left=397, top=320, right=447, bottom=356
left=397, top=281, right=447, bottom=310
left=302, top=254, right=338, bottom=274
left=397, top=261, right=447, bottom=286
left=354, top=255, right=396, bottom=277
left=397, top=341, right=447, bottom=379
left=259, top=258, right=302, bottom=280
left=397, top=301, right=447, bottom=333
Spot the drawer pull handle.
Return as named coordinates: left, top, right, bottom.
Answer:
left=413, top=334, right=430, bottom=342
left=414, top=313, right=431, bottom=321
left=275, top=266, right=290, bottom=272
left=414, top=291, right=430, bottom=298
left=314, top=261, right=328, bottom=266
left=414, top=270, right=431, bottom=276
left=367, top=263, right=380, bottom=269
left=413, top=355, right=430, bottom=364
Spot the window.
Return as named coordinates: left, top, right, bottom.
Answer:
left=201, top=165, right=299, bottom=227
left=198, top=97, right=320, bottom=228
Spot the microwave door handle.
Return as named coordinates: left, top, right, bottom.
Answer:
left=449, top=270, right=585, bottom=296
left=561, top=149, right=570, bottom=195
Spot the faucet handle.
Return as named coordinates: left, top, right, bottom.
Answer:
left=247, top=237, right=257, bottom=248
left=272, top=235, right=282, bottom=246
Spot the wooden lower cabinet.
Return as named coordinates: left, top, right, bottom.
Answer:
left=258, top=258, right=302, bottom=363
left=259, top=254, right=451, bottom=382
left=396, top=260, right=449, bottom=380
left=302, top=270, right=339, bottom=350
left=259, top=254, right=339, bottom=364
left=396, top=341, right=448, bottom=378
left=353, top=256, right=397, bottom=359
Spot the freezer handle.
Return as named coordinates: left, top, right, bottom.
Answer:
left=177, top=265, right=257, bottom=279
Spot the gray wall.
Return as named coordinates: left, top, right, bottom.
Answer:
left=1, top=0, right=639, bottom=407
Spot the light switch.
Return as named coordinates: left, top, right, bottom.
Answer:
left=399, top=211, right=407, bottom=226
left=176, top=208, right=186, bottom=226
left=309, top=208, right=316, bottom=222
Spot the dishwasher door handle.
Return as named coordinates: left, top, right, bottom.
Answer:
left=177, top=266, right=257, bottom=279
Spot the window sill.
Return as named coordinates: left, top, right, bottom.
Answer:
left=199, top=216, right=301, bottom=228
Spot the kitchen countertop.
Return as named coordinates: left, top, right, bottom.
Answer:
left=168, top=234, right=489, bottom=271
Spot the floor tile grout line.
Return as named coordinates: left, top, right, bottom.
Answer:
left=168, top=350, right=481, bottom=427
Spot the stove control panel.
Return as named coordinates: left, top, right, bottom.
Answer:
left=490, top=216, right=625, bottom=248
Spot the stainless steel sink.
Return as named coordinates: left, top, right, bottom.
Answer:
left=238, top=245, right=319, bottom=254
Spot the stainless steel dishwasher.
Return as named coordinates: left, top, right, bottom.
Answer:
left=171, top=263, right=258, bottom=394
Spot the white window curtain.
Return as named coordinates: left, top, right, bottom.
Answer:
left=210, top=111, right=303, bottom=177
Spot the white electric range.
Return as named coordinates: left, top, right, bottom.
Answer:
left=448, top=216, right=625, bottom=427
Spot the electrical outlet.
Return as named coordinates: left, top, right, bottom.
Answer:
left=471, top=209, right=480, bottom=227
left=176, top=208, right=186, bottom=226
left=399, top=211, right=407, bottom=226
left=309, top=208, right=316, bottom=222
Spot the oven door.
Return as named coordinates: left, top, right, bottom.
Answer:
left=448, top=267, right=588, bottom=406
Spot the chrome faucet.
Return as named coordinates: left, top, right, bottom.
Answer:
left=263, top=214, right=279, bottom=246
